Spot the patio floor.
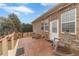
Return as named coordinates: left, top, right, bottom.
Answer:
left=17, top=37, right=55, bottom=56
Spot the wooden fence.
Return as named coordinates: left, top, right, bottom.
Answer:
left=0, top=32, right=23, bottom=56
left=23, top=32, right=32, bottom=38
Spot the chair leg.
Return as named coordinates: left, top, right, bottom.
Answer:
left=53, top=43, right=58, bottom=52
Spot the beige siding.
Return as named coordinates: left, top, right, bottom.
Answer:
left=32, top=3, right=79, bottom=40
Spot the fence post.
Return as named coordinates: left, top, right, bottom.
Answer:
left=29, top=32, right=30, bottom=37
left=2, top=37, right=8, bottom=56
left=30, top=32, right=31, bottom=37
left=11, top=33, right=15, bottom=49
left=28, top=32, right=29, bottom=37
left=27, top=32, right=28, bottom=37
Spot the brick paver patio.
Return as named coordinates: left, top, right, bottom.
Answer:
left=17, top=38, right=54, bottom=56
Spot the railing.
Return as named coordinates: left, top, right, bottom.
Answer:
left=23, top=32, right=32, bottom=38
left=0, top=32, right=23, bottom=56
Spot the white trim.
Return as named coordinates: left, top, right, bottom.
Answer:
left=61, top=8, right=77, bottom=34
left=43, top=20, right=49, bottom=32
left=62, top=20, right=75, bottom=23
left=75, top=8, right=77, bottom=35
left=57, top=19, right=59, bottom=37
left=50, top=19, right=59, bottom=40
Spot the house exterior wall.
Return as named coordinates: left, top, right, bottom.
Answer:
left=32, top=3, right=79, bottom=40
left=76, top=4, right=79, bottom=39
left=32, top=20, right=42, bottom=34
left=50, top=3, right=77, bottom=39
left=32, top=17, right=50, bottom=37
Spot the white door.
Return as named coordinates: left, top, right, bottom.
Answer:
left=50, top=20, right=59, bottom=41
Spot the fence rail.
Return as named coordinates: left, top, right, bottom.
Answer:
left=0, top=32, right=23, bottom=56
left=23, top=32, right=32, bottom=38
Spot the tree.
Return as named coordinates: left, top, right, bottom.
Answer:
left=8, top=13, right=22, bottom=32
left=22, top=23, right=33, bottom=32
left=0, top=16, right=15, bottom=36
left=0, top=13, right=33, bottom=37
left=0, top=13, right=22, bottom=36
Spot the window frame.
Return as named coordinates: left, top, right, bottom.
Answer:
left=44, top=23, right=49, bottom=31
left=61, top=8, right=77, bottom=35
left=41, top=22, right=44, bottom=30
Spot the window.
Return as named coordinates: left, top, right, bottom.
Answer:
left=41, top=23, right=44, bottom=30
left=44, top=23, right=48, bottom=30
left=41, top=22, right=48, bottom=31
left=52, top=22, right=57, bottom=33
left=61, top=8, right=76, bottom=33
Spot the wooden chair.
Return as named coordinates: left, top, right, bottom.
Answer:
left=54, top=32, right=75, bottom=56
left=32, top=32, right=36, bottom=38
left=71, top=39, right=79, bottom=55
left=32, top=33, right=42, bottom=39
left=42, top=32, right=49, bottom=40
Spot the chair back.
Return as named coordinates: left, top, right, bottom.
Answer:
left=59, top=32, right=72, bottom=48
left=64, top=32, right=71, bottom=43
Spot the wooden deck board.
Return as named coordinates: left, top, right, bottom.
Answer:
left=17, top=38, right=54, bottom=56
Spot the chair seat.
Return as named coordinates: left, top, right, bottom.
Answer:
left=53, top=32, right=76, bottom=56
left=58, top=43, right=65, bottom=47
left=54, top=46, right=74, bottom=56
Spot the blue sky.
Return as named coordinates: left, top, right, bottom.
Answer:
left=0, top=3, right=57, bottom=24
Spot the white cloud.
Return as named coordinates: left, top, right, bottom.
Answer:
left=10, top=6, right=34, bottom=13
left=0, top=3, right=7, bottom=7
left=41, top=3, right=58, bottom=7
left=41, top=3, right=53, bottom=6
left=0, top=3, right=34, bottom=16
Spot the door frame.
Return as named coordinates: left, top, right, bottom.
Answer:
left=50, top=19, right=59, bottom=41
